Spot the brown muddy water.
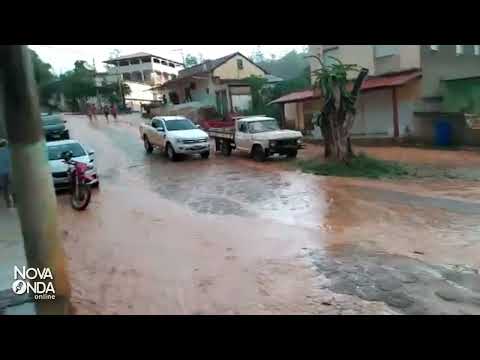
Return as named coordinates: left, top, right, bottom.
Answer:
left=56, top=115, right=480, bottom=314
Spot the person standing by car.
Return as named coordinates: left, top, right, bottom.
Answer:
left=0, top=139, right=14, bottom=208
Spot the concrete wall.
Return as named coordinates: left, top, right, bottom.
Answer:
left=411, top=113, right=471, bottom=145
left=399, top=45, right=421, bottom=71
left=213, top=54, right=266, bottom=80
left=373, top=45, right=420, bottom=75
left=397, top=79, right=421, bottom=136
left=284, top=102, right=297, bottom=129
left=309, top=45, right=421, bottom=81
left=443, top=77, right=480, bottom=114
left=309, top=45, right=376, bottom=80
left=420, top=45, right=480, bottom=98
left=123, top=81, right=154, bottom=111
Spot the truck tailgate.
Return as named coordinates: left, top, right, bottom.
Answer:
left=208, top=128, right=235, bottom=140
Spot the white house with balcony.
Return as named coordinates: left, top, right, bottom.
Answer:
left=100, top=52, right=184, bottom=112
left=103, top=52, right=183, bottom=85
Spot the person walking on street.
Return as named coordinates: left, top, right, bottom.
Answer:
left=103, top=105, right=110, bottom=123
left=91, top=104, right=98, bottom=121
left=111, top=103, right=118, bottom=121
left=86, top=103, right=93, bottom=122
left=0, top=139, right=14, bottom=208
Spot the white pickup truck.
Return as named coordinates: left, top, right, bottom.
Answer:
left=208, top=116, right=304, bottom=162
left=139, top=116, right=210, bottom=161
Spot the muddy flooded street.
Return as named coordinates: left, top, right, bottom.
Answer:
left=58, top=115, right=480, bottom=314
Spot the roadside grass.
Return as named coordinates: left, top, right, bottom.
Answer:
left=297, top=153, right=411, bottom=179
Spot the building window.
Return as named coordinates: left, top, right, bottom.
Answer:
left=119, top=60, right=129, bottom=66
left=143, top=70, right=152, bottom=82
left=237, top=59, right=244, bottom=70
left=456, top=45, right=464, bottom=55
left=430, top=45, right=439, bottom=51
left=153, top=58, right=160, bottom=63
left=161, top=60, right=167, bottom=65
left=169, top=62, right=175, bottom=68
left=474, top=45, right=480, bottom=56
left=131, top=59, right=140, bottom=65
left=374, top=45, right=399, bottom=58
left=122, top=73, right=131, bottom=81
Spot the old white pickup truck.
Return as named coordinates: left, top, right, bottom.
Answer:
left=208, top=116, right=304, bottom=162
left=139, top=116, right=210, bottom=161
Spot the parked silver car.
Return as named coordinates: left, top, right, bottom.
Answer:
left=46, top=140, right=98, bottom=188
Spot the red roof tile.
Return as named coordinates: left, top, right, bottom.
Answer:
left=269, top=90, right=318, bottom=104
left=361, top=70, right=422, bottom=91
left=270, top=70, right=422, bottom=104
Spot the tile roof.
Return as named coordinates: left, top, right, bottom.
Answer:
left=269, top=90, right=318, bottom=104
left=361, top=69, right=422, bottom=91
left=270, top=70, right=422, bottom=104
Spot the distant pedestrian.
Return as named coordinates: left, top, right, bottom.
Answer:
left=91, top=104, right=98, bottom=121
left=86, top=104, right=93, bottom=122
left=103, top=105, right=110, bottom=123
left=111, top=103, right=118, bottom=121
left=0, top=139, right=14, bottom=208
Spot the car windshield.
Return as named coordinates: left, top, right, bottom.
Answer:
left=164, top=119, right=196, bottom=131
left=48, top=143, right=85, bottom=160
left=247, top=120, right=280, bottom=133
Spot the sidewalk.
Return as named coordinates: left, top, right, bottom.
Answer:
left=0, top=205, right=36, bottom=315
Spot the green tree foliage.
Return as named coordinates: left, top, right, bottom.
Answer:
left=245, top=67, right=311, bottom=119
left=98, top=81, right=131, bottom=106
left=58, top=60, right=97, bottom=111
left=185, top=54, right=199, bottom=67
left=29, top=49, right=57, bottom=107
left=243, top=48, right=312, bottom=119
left=257, top=50, right=309, bottom=80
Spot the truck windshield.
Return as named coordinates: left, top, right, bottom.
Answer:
left=247, top=120, right=279, bottom=133
left=164, top=119, right=196, bottom=131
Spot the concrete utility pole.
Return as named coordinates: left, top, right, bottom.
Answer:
left=0, top=45, right=71, bottom=315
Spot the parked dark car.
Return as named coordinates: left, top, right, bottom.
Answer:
left=41, top=113, right=69, bottom=141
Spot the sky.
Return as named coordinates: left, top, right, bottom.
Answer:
left=28, top=45, right=306, bottom=74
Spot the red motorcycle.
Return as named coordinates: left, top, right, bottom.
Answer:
left=61, top=151, right=93, bottom=210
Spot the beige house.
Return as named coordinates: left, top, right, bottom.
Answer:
left=155, top=52, right=268, bottom=115
left=274, top=45, right=480, bottom=145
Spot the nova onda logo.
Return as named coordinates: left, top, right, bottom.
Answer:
left=12, top=266, right=56, bottom=300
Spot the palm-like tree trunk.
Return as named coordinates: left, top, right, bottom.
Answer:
left=321, top=68, right=369, bottom=162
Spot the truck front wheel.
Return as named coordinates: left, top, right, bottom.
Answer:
left=252, top=145, right=266, bottom=162
left=287, top=149, right=298, bottom=158
left=221, top=141, right=232, bottom=156
left=144, top=136, right=153, bottom=154
left=166, top=143, right=178, bottom=161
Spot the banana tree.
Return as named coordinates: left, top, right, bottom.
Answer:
left=308, top=56, right=369, bottom=162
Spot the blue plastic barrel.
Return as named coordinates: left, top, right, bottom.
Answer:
left=435, top=119, right=453, bottom=146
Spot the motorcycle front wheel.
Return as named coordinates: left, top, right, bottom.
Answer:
left=71, top=184, right=91, bottom=211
